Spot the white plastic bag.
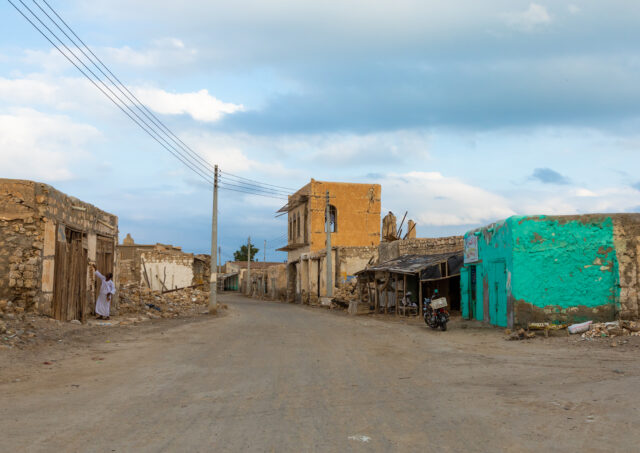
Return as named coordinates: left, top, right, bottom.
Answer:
left=568, top=320, right=592, bottom=334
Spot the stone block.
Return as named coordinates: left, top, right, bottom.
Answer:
left=42, top=259, right=54, bottom=292
left=43, top=220, right=55, bottom=256
left=24, top=279, right=36, bottom=289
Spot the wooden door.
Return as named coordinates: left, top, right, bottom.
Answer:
left=53, top=228, right=88, bottom=321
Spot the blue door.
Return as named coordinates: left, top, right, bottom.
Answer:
left=489, top=261, right=507, bottom=327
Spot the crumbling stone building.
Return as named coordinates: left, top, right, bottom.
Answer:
left=0, top=179, right=118, bottom=321
left=461, top=214, right=640, bottom=328
left=277, top=179, right=381, bottom=303
left=116, top=235, right=209, bottom=292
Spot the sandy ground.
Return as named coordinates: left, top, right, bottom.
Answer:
left=1, top=293, right=640, bottom=452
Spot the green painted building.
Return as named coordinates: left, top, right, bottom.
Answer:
left=460, top=214, right=640, bottom=328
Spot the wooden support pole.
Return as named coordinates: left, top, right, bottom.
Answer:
left=419, top=278, right=423, bottom=318
left=395, top=274, right=399, bottom=316
left=384, top=276, right=388, bottom=315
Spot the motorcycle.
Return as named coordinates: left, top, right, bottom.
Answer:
left=423, top=290, right=450, bottom=331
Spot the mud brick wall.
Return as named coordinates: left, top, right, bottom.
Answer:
left=378, top=237, right=463, bottom=263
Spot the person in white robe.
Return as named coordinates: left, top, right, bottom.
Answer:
left=93, top=267, right=115, bottom=319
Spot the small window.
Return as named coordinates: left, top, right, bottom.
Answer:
left=296, top=213, right=301, bottom=238
left=325, top=205, right=337, bottom=233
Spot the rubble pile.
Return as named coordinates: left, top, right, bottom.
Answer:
left=333, top=280, right=370, bottom=304
left=505, top=328, right=537, bottom=340
left=580, top=320, right=640, bottom=339
left=117, top=284, right=211, bottom=318
left=0, top=302, right=38, bottom=349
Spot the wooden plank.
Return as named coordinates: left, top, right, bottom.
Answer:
left=395, top=274, right=398, bottom=316
left=141, top=258, right=151, bottom=288
left=419, top=279, right=423, bottom=318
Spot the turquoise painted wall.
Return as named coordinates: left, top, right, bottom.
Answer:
left=510, top=216, right=620, bottom=313
left=461, top=215, right=621, bottom=327
left=462, top=219, right=514, bottom=326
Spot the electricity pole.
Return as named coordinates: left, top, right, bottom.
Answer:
left=325, top=190, right=333, bottom=298
left=247, top=236, right=251, bottom=295
left=209, top=165, right=218, bottom=313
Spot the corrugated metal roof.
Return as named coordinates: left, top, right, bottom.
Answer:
left=357, top=251, right=462, bottom=275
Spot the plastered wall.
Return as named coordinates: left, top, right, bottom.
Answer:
left=462, top=214, right=640, bottom=326
left=141, top=251, right=194, bottom=292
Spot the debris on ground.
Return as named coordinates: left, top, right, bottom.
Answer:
left=506, top=328, right=537, bottom=340
left=117, top=284, right=212, bottom=318
left=568, top=321, right=592, bottom=334
left=332, top=280, right=371, bottom=313
left=580, top=321, right=640, bottom=339
left=0, top=286, right=226, bottom=349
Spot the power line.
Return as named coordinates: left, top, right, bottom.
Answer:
left=9, top=0, right=298, bottom=203
left=218, top=177, right=292, bottom=196
left=217, top=176, right=292, bottom=197
left=218, top=184, right=289, bottom=200
left=34, top=0, right=218, bottom=175
left=9, top=0, right=214, bottom=186
left=220, top=169, right=296, bottom=192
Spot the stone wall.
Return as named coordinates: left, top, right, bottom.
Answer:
left=613, top=214, right=640, bottom=320
left=0, top=179, right=118, bottom=318
left=378, top=237, right=463, bottom=263
left=337, top=246, right=378, bottom=283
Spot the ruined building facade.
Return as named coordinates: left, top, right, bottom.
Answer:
left=277, top=179, right=381, bottom=303
left=461, top=214, right=640, bottom=328
left=116, top=237, right=209, bottom=292
left=0, top=179, right=118, bottom=321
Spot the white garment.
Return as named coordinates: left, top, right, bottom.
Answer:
left=95, top=270, right=115, bottom=317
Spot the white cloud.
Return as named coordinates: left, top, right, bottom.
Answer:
left=134, top=87, right=243, bottom=122
left=0, top=77, right=59, bottom=104
left=503, top=3, right=552, bottom=31
left=102, top=38, right=198, bottom=68
left=0, top=108, right=101, bottom=181
left=568, top=4, right=581, bottom=14
left=381, top=171, right=516, bottom=226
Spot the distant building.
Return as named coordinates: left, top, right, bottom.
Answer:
left=0, top=179, right=118, bottom=321
left=277, top=179, right=381, bottom=303
left=221, top=261, right=287, bottom=300
left=461, top=214, right=640, bottom=328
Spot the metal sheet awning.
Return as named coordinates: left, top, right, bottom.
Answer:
left=356, top=251, right=464, bottom=278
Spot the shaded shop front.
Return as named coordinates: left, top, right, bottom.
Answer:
left=357, top=251, right=463, bottom=317
left=460, top=214, right=640, bottom=328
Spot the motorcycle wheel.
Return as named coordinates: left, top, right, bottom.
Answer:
left=440, top=322, right=447, bottom=331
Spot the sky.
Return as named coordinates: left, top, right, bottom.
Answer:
left=1, top=0, right=639, bottom=261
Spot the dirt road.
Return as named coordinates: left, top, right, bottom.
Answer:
left=2, top=293, right=640, bottom=452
